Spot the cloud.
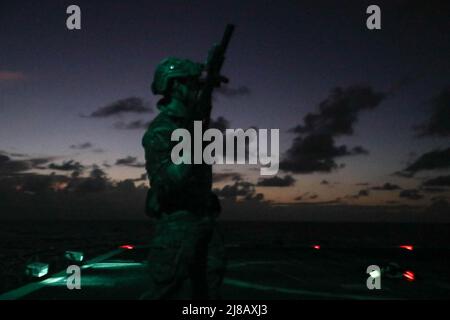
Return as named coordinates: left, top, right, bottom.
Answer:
left=48, top=160, right=84, bottom=172
left=415, top=87, right=450, bottom=137
left=347, top=189, right=370, bottom=199
left=0, top=172, right=67, bottom=194
left=280, top=86, right=385, bottom=174
left=0, top=155, right=30, bottom=175
left=84, top=97, right=152, bottom=118
left=132, top=173, right=147, bottom=182
left=320, top=180, right=329, bottom=185
left=257, top=175, right=296, bottom=187
left=213, top=180, right=264, bottom=201
left=69, top=167, right=110, bottom=193
left=70, top=142, right=93, bottom=150
left=0, top=164, right=112, bottom=195
left=288, top=86, right=385, bottom=136
left=209, top=116, right=230, bottom=133
left=114, top=120, right=151, bottom=130
left=358, top=189, right=370, bottom=197
left=399, top=189, right=424, bottom=200
left=398, top=148, right=450, bottom=176
left=0, top=70, right=26, bottom=81
left=0, top=155, right=55, bottom=176
left=422, top=175, right=450, bottom=187
left=280, top=134, right=369, bottom=173
left=115, top=156, right=145, bottom=168
left=215, top=85, right=250, bottom=98
left=371, top=182, right=402, bottom=191
left=294, top=192, right=310, bottom=201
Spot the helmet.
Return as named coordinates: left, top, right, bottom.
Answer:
left=151, top=57, right=203, bottom=95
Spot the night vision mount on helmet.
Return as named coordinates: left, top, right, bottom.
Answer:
left=151, top=57, right=204, bottom=95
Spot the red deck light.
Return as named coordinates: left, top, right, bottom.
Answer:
left=403, top=270, right=415, bottom=281
left=119, top=244, right=135, bottom=250
left=400, top=245, right=414, bottom=251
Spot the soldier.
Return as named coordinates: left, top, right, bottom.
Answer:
left=140, top=57, right=226, bottom=300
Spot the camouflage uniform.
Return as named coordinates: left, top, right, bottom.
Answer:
left=141, top=58, right=226, bottom=300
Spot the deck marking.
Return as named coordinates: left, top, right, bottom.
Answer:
left=223, top=278, right=396, bottom=300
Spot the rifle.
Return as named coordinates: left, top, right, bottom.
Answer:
left=196, top=24, right=235, bottom=126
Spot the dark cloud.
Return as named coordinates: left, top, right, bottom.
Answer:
left=288, top=86, right=385, bottom=136
left=0, top=155, right=31, bottom=175
left=212, top=172, right=242, bottom=183
left=321, top=180, right=329, bottom=185
left=132, top=173, right=147, bottom=182
left=358, top=189, right=370, bottom=197
left=0, top=166, right=149, bottom=220
left=102, top=161, right=112, bottom=168
left=399, top=148, right=450, bottom=176
left=70, top=142, right=93, bottom=150
left=415, top=87, right=450, bottom=137
left=213, top=180, right=263, bottom=202
left=0, top=150, right=29, bottom=158
left=209, top=116, right=230, bottom=133
left=0, top=155, right=54, bottom=176
left=346, top=188, right=371, bottom=199
left=280, top=86, right=384, bottom=173
left=69, top=167, right=110, bottom=193
left=372, top=182, right=402, bottom=191
left=84, top=97, right=151, bottom=118
left=114, top=120, right=151, bottom=130
left=0, top=154, right=10, bottom=163
left=257, top=175, right=296, bottom=187
left=30, top=157, right=55, bottom=168
left=48, top=160, right=84, bottom=172
left=280, top=134, right=369, bottom=173
left=422, top=175, right=450, bottom=187
left=1, top=165, right=111, bottom=195
left=309, top=194, right=318, bottom=200
left=0, top=172, right=67, bottom=194
left=115, top=156, right=145, bottom=168
left=399, top=189, right=424, bottom=200
left=69, top=143, right=104, bottom=153
left=215, top=85, right=250, bottom=98
left=116, top=179, right=137, bottom=192
left=356, top=182, right=370, bottom=186
left=294, top=192, right=310, bottom=201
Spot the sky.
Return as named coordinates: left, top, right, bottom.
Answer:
left=0, top=0, right=449, bottom=220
